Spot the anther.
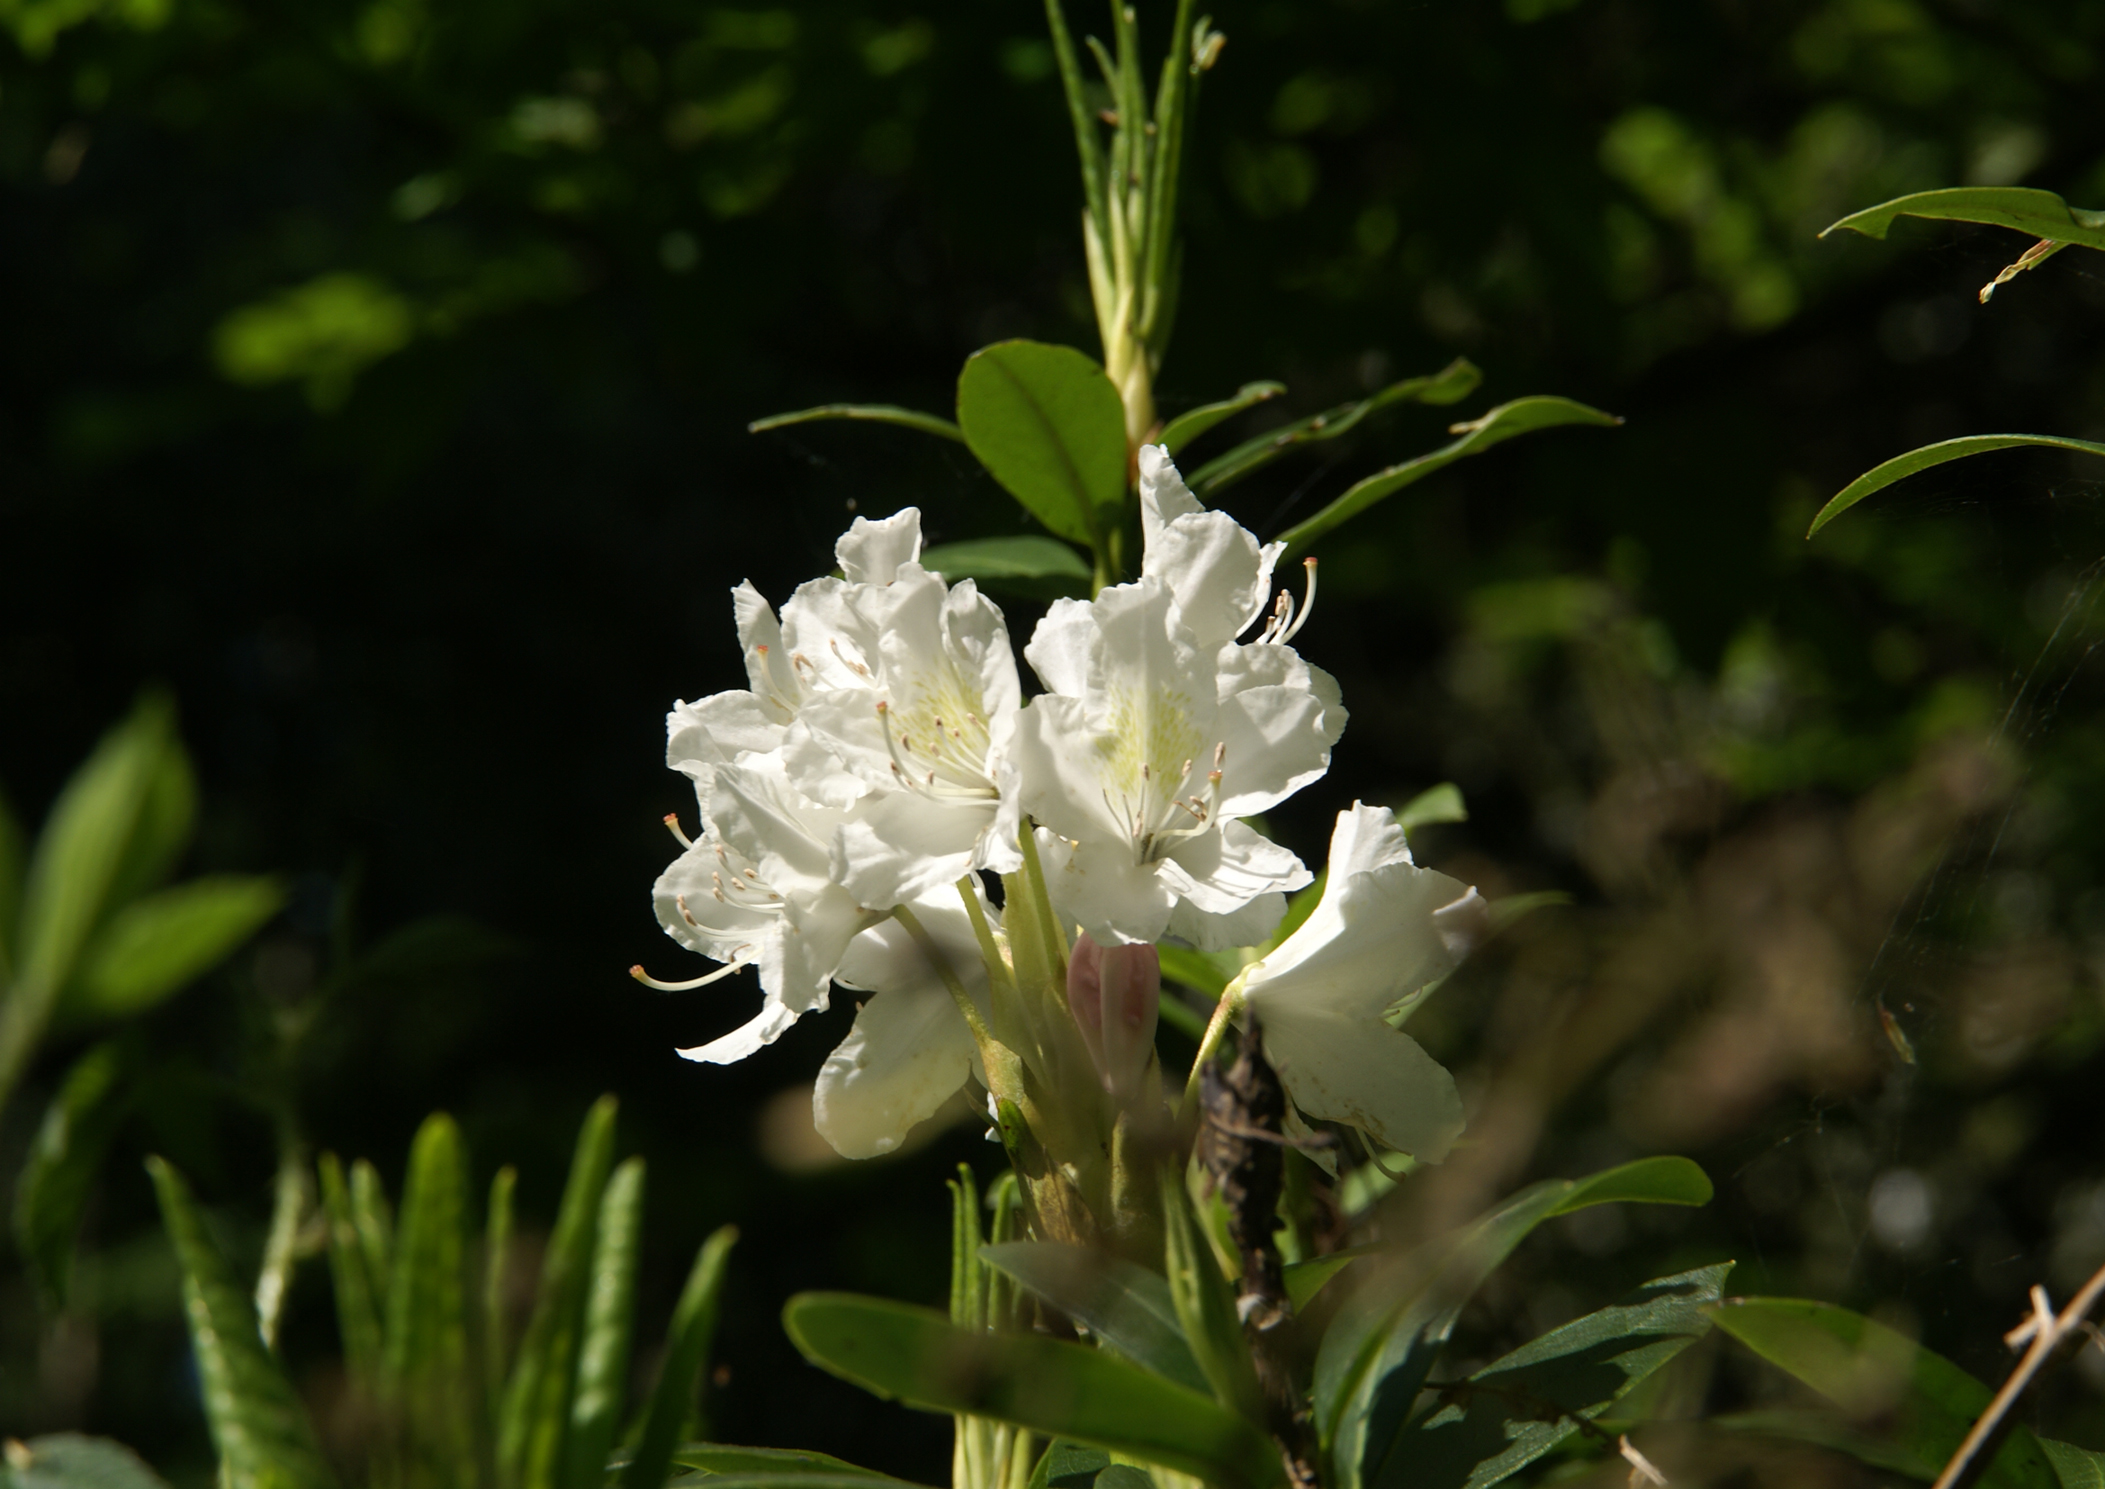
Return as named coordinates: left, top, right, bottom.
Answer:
left=629, top=958, right=751, bottom=992
left=663, top=813, right=692, bottom=848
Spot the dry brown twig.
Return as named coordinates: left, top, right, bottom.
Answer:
left=1932, top=1258, right=2105, bottom=1489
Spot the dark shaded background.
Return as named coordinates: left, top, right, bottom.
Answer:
left=8, top=0, right=2105, bottom=1481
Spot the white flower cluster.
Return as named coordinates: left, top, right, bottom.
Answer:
left=644, top=445, right=1481, bottom=1160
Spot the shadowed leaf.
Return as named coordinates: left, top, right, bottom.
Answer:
left=1806, top=434, right=2105, bottom=536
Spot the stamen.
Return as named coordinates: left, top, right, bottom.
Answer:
left=829, top=636, right=872, bottom=678
left=1279, top=557, right=1318, bottom=643
left=663, top=813, right=692, bottom=848
left=629, top=957, right=751, bottom=991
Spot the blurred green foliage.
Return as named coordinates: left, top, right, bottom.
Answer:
left=7, top=0, right=2105, bottom=1483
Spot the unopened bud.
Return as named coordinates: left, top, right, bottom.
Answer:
left=1066, top=933, right=1161, bottom=1101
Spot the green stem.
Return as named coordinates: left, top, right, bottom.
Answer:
left=895, top=904, right=993, bottom=1047
left=1044, top=0, right=1107, bottom=221
left=1014, top=823, right=1070, bottom=968
left=1178, top=982, right=1244, bottom=1117
left=956, top=876, right=1015, bottom=1000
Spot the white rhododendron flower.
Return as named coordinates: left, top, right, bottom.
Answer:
left=1012, top=452, right=1345, bottom=948
left=814, top=888, right=996, bottom=1158
left=649, top=753, right=882, bottom=1064
left=665, top=579, right=803, bottom=802
left=1234, top=801, right=1488, bottom=1162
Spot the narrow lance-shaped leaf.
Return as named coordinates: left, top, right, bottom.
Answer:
left=68, top=875, right=285, bottom=1024
left=1162, top=1171, right=1265, bottom=1423
left=1311, top=1157, right=1712, bottom=1489
left=13, top=1040, right=132, bottom=1306
left=665, top=1445, right=916, bottom=1481
left=349, top=1157, right=394, bottom=1308
left=1805, top=434, right=2105, bottom=537
left=564, top=1157, right=646, bottom=1489
left=747, top=404, right=964, bottom=443
left=979, top=1241, right=1209, bottom=1394
left=485, top=1165, right=517, bottom=1424
left=956, top=341, right=1128, bottom=552
left=782, top=1292, right=1286, bottom=1489
left=1381, top=1264, right=1730, bottom=1489
left=1158, top=382, right=1287, bottom=456
left=1186, top=359, right=1483, bottom=498
left=1707, top=1296, right=2058, bottom=1489
left=147, top=1156, right=340, bottom=1489
left=318, top=1153, right=386, bottom=1395
left=0, top=1434, right=173, bottom=1488
left=0, top=785, right=24, bottom=982
left=383, top=1113, right=480, bottom=1489
left=1821, top=186, right=2105, bottom=252
left=500, top=1095, right=619, bottom=1489
left=618, top=1224, right=739, bottom=1489
left=1278, top=397, right=1622, bottom=556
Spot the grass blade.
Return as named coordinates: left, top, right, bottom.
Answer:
left=382, top=1113, right=480, bottom=1489
left=565, top=1157, right=646, bottom=1489
left=1806, top=433, right=2105, bottom=536
left=619, top=1224, right=739, bottom=1489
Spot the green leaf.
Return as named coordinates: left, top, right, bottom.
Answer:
left=664, top=1446, right=908, bottom=1480
left=69, top=875, right=284, bottom=1023
left=1156, top=946, right=1238, bottom=1000
left=485, top=1165, right=518, bottom=1424
left=956, top=340, right=1128, bottom=548
left=1805, top=434, right=2105, bottom=536
left=14, top=1040, right=132, bottom=1305
left=1708, top=1408, right=1939, bottom=1477
left=1186, top=359, right=1482, bottom=499
left=664, top=1478, right=937, bottom=1489
left=500, top=1095, right=619, bottom=1489
left=747, top=404, right=965, bottom=442
left=1029, top=1441, right=1110, bottom=1489
left=918, top=537, right=1093, bottom=599
left=1312, top=1157, right=1711, bottom=1489
left=1396, top=784, right=1466, bottom=836
left=2043, top=1440, right=2105, bottom=1489
left=1820, top=186, right=2105, bottom=252
left=317, top=1153, right=385, bottom=1396
left=1163, top=1171, right=1265, bottom=1422
left=1158, top=382, right=1288, bottom=455
left=979, top=1241, right=1209, bottom=1394
left=1382, top=1264, right=1729, bottom=1489
left=1708, top=1295, right=2057, bottom=1489
left=618, top=1225, right=738, bottom=1489
left=146, top=1156, right=339, bottom=1489
left=565, top=1157, right=645, bottom=1489
left=382, top=1113, right=480, bottom=1489
left=782, top=1293, right=1285, bottom=1489
left=0, top=1434, right=172, bottom=1488
left=3, top=700, right=182, bottom=1115
left=349, top=1158, right=394, bottom=1304
left=1277, top=396, right=1622, bottom=555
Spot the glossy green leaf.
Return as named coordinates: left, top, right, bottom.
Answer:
left=1186, top=359, right=1481, bottom=498
left=147, top=1156, right=339, bottom=1489
left=500, top=1095, right=618, bottom=1489
left=782, top=1293, right=1285, bottom=1489
left=1277, top=396, right=1622, bottom=555
left=618, top=1226, right=737, bottom=1489
left=317, top=1153, right=385, bottom=1394
left=382, top=1113, right=480, bottom=1489
left=747, top=404, right=964, bottom=442
left=1806, top=434, right=2105, bottom=536
left=664, top=1445, right=908, bottom=1480
left=918, top=536, right=1092, bottom=598
left=1028, top=1440, right=1110, bottom=1489
left=955, top=340, right=1128, bottom=547
left=1821, top=187, right=2105, bottom=251
left=1158, top=381, right=1287, bottom=455
left=565, top=1157, right=645, bottom=1489
left=1709, top=1408, right=1937, bottom=1477
left=0, top=1434, right=171, bottom=1489
left=2043, top=1440, right=2105, bottom=1489
left=1396, top=784, right=1466, bottom=836
left=69, top=875, right=284, bottom=1022
left=14, top=1040, right=131, bottom=1305
left=1312, top=1157, right=1711, bottom=1489
left=1709, top=1295, right=2057, bottom=1489
left=1382, top=1264, right=1728, bottom=1489
left=980, top=1242, right=1207, bottom=1394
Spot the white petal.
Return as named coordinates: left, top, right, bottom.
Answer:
left=677, top=997, right=799, bottom=1066
left=835, top=508, right=923, bottom=584
left=1010, top=693, right=1123, bottom=845
left=709, top=756, right=840, bottom=888
left=1138, top=444, right=1204, bottom=549
left=733, top=581, right=800, bottom=712
left=1036, top=829, right=1177, bottom=947
left=651, top=838, right=774, bottom=960
left=1147, top=511, right=1277, bottom=648
left=1263, top=1012, right=1464, bottom=1162
left=666, top=691, right=784, bottom=796
left=1166, top=891, right=1287, bottom=952
left=1213, top=645, right=1346, bottom=816
left=812, top=980, right=975, bottom=1157
left=1024, top=595, right=1099, bottom=698
left=837, top=886, right=996, bottom=994
left=1162, top=817, right=1309, bottom=915
left=832, top=795, right=986, bottom=908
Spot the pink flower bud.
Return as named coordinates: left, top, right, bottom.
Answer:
left=1066, top=933, right=1161, bottom=1101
